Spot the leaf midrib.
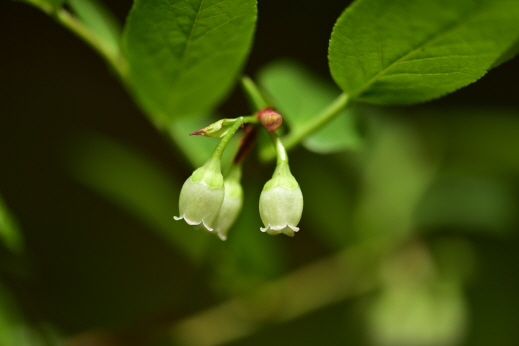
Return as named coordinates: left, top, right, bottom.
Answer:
left=350, top=5, right=479, bottom=99
left=174, top=0, right=206, bottom=87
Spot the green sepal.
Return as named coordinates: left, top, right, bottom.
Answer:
left=190, top=119, right=239, bottom=138
left=262, top=162, right=299, bottom=191
left=190, top=157, right=224, bottom=188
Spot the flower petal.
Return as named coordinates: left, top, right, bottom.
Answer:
left=260, top=223, right=299, bottom=237
left=174, top=214, right=214, bottom=232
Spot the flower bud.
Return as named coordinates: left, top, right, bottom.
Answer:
left=255, top=108, right=282, bottom=132
left=190, top=118, right=238, bottom=137
left=259, top=162, right=303, bottom=236
left=174, top=157, right=225, bottom=231
left=212, top=166, right=243, bottom=240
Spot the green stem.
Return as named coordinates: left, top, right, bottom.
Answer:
left=260, top=93, right=350, bottom=161
left=269, top=131, right=288, bottom=166
left=56, top=9, right=127, bottom=79
left=211, top=116, right=257, bottom=159
left=241, top=76, right=269, bottom=111
left=25, top=2, right=127, bottom=80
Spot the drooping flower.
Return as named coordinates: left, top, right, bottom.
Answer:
left=259, top=161, right=303, bottom=236
left=211, top=165, right=243, bottom=240
left=174, top=157, right=225, bottom=231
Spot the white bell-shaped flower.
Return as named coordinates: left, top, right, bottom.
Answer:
left=259, top=162, right=303, bottom=236
left=174, top=157, right=225, bottom=231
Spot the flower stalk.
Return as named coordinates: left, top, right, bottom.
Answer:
left=210, top=116, right=257, bottom=160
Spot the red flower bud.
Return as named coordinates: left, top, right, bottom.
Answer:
left=255, top=108, right=282, bottom=132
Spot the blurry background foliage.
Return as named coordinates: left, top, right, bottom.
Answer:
left=2, top=0, right=519, bottom=346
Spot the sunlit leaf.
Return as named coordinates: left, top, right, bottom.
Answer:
left=123, top=0, right=257, bottom=126
left=329, top=0, right=519, bottom=104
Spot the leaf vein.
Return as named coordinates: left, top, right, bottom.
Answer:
left=385, top=71, right=476, bottom=77
left=354, top=4, right=481, bottom=98
left=399, top=54, right=493, bottom=64
left=193, top=15, right=243, bottom=41
left=168, top=0, right=207, bottom=90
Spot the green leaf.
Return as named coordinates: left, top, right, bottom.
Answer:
left=123, top=0, right=257, bottom=126
left=66, top=0, right=122, bottom=59
left=329, top=0, right=519, bottom=105
left=0, top=196, right=23, bottom=255
left=258, top=60, right=362, bottom=154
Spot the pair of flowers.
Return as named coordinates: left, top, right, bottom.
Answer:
left=174, top=156, right=303, bottom=240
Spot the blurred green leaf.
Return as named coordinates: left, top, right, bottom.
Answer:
left=69, top=133, right=211, bottom=262
left=66, top=0, right=122, bottom=60
left=416, top=176, right=518, bottom=234
left=0, top=283, right=60, bottom=346
left=329, top=0, right=519, bottom=104
left=354, top=118, right=438, bottom=239
left=123, top=0, right=257, bottom=126
left=0, top=196, right=23, bottom=255
left=0, top=283, right=22, bottom=346
left=366, top=281, right=467, bottom=346
left=258, top=60, right=362, bottom=154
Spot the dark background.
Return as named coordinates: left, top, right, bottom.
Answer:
left=2, top=0, right=519, bottom=345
